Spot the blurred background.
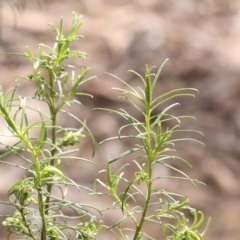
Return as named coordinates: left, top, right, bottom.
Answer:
left=0, top=0, right=240, bottom=239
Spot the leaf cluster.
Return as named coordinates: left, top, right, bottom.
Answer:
left=0, top=12, right=100, bottom=240
left=0, top=11, right=211, bottom=240
left=94, top=64, right=210, bottom=239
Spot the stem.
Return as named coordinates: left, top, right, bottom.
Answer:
left=50, top=114, right=57, bottom=158
left=45, top=71, right=57, bottom=216
left=133, top=106, right=153, bottom=240
left=45, top=113, right=56, bottom=215
left=19, top=137, right=47, bottom=239
left=30, top=150, right=47, bottom=239
left=39, top=191, right=47, bottom=240
left=18, top=208, right=37, bottom=240
left=133, top=174, right=152, bottom=240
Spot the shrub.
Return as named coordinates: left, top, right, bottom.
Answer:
left=0, top=12, right=210, bottom=240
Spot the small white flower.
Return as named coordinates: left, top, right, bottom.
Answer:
left=19, top=96, right=26, bottom=110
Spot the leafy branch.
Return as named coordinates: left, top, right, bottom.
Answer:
left=95, top=63, right=210, bottom=239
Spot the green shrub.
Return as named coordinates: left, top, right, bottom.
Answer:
left=0, top=12, right=210, bottom=240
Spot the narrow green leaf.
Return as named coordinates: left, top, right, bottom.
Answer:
left=145, top=65, right=152, bottom=106
left=152, top=59, right=169, bottom=90
left=36, top=110, right=47, bottom=154
left=109, top=146, right=144, bottom=164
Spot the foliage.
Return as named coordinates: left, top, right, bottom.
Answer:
left=94, top=61, right=210, bottom=240
left=0, top=12, right=210, bottom=240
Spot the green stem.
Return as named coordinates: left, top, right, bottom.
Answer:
left=133, top=177, right=152, bottom=240
left=18, top=208, right=37, bottom=240
left=19, top=137, right=47, bottom=239
left=29, top=149, right=47, bottom=239
left=45, top=71, right=57, bottom=216
left=45, top=113, right=56, bottom=216
left=133, top=107, right=153, bottom=240
left=39, top=191, right=47, bottom=240
left=50, top=113, right=57, bottom=158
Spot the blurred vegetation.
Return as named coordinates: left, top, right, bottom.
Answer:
left=0, top=0, right=40, bottom=37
